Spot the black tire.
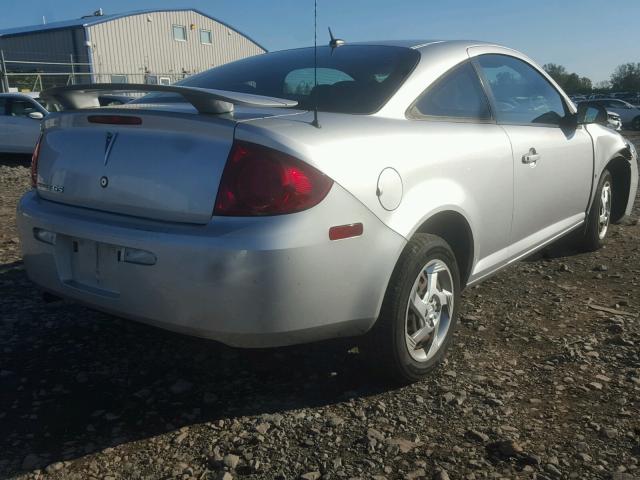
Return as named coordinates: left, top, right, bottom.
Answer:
left=576, top=169, right=613, bottom=252
left=632, top=116, right=640, bottom=131
left=363, top=234, right=460, bottom=384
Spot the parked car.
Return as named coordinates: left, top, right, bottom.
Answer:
left=618, top=93, right=640, bottom=107
left=578, top=100, right=624, bottom=132
left=582, top=99, right=640, bottom=129
left=0, top=93, right=47, bottom=154
left=18, top=41, right=638, bottom=383
left=606, top=110, right=623, bottom=131
left=0, top=91, right=126, bottom=153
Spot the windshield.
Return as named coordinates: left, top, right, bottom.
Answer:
left=136, top=45, right=420, bottom=114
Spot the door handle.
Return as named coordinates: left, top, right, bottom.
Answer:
left=522, top=148, right=540, bottom=165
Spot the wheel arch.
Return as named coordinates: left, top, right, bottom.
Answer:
left=411, top=210, right=475, bottom=288
left=606, top=152, right=633, bottom=223
left=587, top=124, right=638, bottom=221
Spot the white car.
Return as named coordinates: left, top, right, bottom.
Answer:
left=0, top=93, right=47, bottom=154
left=590, top=99, right=640, bottom=130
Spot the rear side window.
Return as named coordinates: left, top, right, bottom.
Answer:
left=8, top=99, right=38, bottom=117
left=137, top=45, right=420, bottom=114
left=476, top=54, right=566, bottom=126
left=410, top=62, right=491, bottom=120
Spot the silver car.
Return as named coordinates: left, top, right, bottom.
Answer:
left=17, top=40, right=639, bottom=383
left=606, top=111, right=623, bottom=132
left=589, top=98, right=640, bottom=130
left=0, top=93, right=46, bottom=154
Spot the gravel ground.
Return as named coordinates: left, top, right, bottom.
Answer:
left=1, top=134, right=639, bottom=480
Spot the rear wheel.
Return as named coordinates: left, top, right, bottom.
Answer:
left=363, top=234, right=460, bottom=384
left=576, top=169, right=613, bottom=252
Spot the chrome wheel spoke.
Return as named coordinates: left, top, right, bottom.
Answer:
left=437, top=288, right=454, bottom=307
left=410, top=322, right=436, bottom=349
left=410, top=285, right=429, bottom=323
left=405, top=333, right=417, bottom=350
left=426, top=269, right=439, bottom=301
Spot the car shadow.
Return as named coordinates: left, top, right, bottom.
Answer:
left=0, top=153, right=32, bottom=165
left=0, top=261, right=388, bottom=476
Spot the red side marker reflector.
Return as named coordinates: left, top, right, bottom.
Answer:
left=329, top=223, right=363, bottom=241
left=88, top=115, right=142, bottom=125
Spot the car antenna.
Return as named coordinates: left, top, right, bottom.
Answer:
left=311, top=0, right=321, bottom=128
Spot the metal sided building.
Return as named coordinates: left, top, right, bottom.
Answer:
left=0, top=8, right=266, bottom=90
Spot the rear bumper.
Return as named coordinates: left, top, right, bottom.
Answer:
left=17, top=186, right=405, bottom=347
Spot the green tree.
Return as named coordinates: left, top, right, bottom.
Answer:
left=593, top=80, right=611, bottom=92
left=610, top=63, right=640, bottom=91
left=543, top=63, right=592, bottom=94
left=543, top=63, right=567, bottom=82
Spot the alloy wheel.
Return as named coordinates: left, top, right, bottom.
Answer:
left=404, top=259, right=454, bottom=362
left=598, top=180, right=612, bottom=240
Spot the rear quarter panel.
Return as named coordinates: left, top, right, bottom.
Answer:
left=236, top=114, right=514, bottom=280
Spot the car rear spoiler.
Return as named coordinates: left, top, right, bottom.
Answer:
left=39, top=83, right=298, bottom=114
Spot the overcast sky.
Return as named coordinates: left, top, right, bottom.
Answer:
left=1, top=0, right=638, bottom=83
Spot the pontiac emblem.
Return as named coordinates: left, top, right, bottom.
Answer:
left=104, top=131, right=119, bottom=165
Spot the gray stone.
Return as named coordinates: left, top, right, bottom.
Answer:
left=300, top=472, right=321, bottom=480
left=466, top=429, right=489, bottom=442
left=223, top=454, right=240, bottom=470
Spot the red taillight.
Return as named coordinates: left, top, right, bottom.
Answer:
left=31, top=134, right=43, bottom=188
left=88, top=115, right=142, bottom=125
left=214, top=141, right=333, bottom=216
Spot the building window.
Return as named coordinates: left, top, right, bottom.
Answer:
left=172, top=24, right=187, bottom=42
left=111, top=75, right=128, bottom=84
left=159, top=77, right=172, bottom=85
left=200, top=29, right=212, bottom=45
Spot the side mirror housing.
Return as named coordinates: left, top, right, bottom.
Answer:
left=28, top=111, right=45, bottom=120
left=577, top=103, right=608, bottom=125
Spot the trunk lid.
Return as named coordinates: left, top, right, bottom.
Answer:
left=35, top=106, right=264, bottom=224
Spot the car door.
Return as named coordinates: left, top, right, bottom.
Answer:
left=6, top=98, right=43, bottom=153
left=474, top=54, right=593, bottom=255
left=408, top=60, right=514, bottom=279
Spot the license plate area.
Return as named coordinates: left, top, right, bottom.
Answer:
left=57, top=236, right=121, bottom=297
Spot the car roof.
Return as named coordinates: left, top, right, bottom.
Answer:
left=0, top=93, right=40, bottom=100
left=330, top=39, right=497, bottom=51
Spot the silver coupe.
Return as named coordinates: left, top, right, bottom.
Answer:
left=17, top=40, right=638, bottom=383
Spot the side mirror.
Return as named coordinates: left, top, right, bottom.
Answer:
left=28, top=111, right=45, bottom=120
left=577, top=103, right=607, bottom=125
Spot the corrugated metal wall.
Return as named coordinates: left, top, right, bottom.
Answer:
left=87, top=10, right=265, bottom=81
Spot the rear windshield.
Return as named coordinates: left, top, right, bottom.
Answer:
left=137, top=45, right=420, bottom=114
